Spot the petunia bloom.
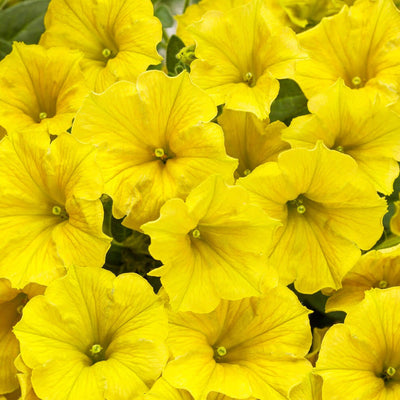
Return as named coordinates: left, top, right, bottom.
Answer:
left=295, top=0, right=400, bottom=102
left=0, top=280, right=44, bottom=396
left=72, top=70, right=237, bottom=231
left=238, top=142, right=386, bottom=293
left=188, top=0, right=304, bottom=119
left=325, top=244, right=400, bottom=314
left=0, top=43, right=88, bottom=137
left=218, top=109, right=289, bottom=178
left=13, top=267, right=169, bottom=400
left=317, top=288, right=400, bottom=400
left=163, top=286, right=312, bottom=400
left=142, top=175, right=279, bottom=313
left=282, top=79, right=400, bottom=194
left=0, top=133, right=111, bottom=288
left=40, top=0, right=162, bottom=92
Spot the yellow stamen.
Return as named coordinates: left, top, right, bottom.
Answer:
left=216, top=346, right=227, bottom=357
left=52, top=205, right=62, bottom=216
left=386, top=367, right=397, bottom=377
left=243, top=169, right=251, bottom=176
left=154, top=148, right=165, bottom=158
left=335, top=145, right=344, bottom=153
left=90, top=344, right=103, bottom=356
left=297, top=204, right=306, bottom=214
left=39, top=112, right=48, bottom=120
left=192, top=229, right=201, bottom=239
left=352, top=76, right=362, bottom=87
left=378, top=280, right=388, bottom=289
left=102, top=48, right=112, bottom=58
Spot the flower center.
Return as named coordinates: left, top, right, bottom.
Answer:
left=243, top=168, right=251, bottom=176
left=88, top=343, right=106, bottom=364
left=243, top=72, right=256, bottom=87
left=214, top=346, right=227, bottom=361
left=335, top=145, right=344, bottom=153
left=288, top=195, right=307, bottom=214
left=153, top=147, right=174, bottom=164
left=378, top=280, right=388, bottom=289
left=52, top=205, right=69, bottom=220
left=191, top=228, right=201, bottom=239
left=381, top=366, right=398, bottom=383
left=102, top=48, right=116, bottom=59
left=351, top=76, right=363, bottom=88
left=39, top=112, right=48, bottom=120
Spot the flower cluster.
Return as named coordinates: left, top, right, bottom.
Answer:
left=1, top=0, right=400, bottom=399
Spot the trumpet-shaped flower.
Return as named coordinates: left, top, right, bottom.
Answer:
left=0, top=280, right=44, bottom=395
left=13, top=267, right=169, bottom=400
left=325, top=244, right=400, bottom=313
left=218, top=109, right=289, bottom=178
left=317, top=288, right=400, bottom=400
left=40, top=0, right=162, bottom=92
left=0, top=43, right=88, bottom=137
left=72, top=70, right=237, bottom=231
left=142, top=175, right=279, bottom=313
left=282, top=80, right=400, bottom=194
left=163, top=286, right=312, bottom=400
left=188, top=0, right=304, bottom=119
left=295, top=0, right=400, bottom=102
left=0, top=133, right=111, bottom=288
left=238, top=142, right=386, bottom=293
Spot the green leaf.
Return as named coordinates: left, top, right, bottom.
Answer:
left=0, top=0, right=49, bottom=59
left=166, top=34, right=185, bottom=75
left=269, top=79, right=309, bottom=125
left=0, top=38, right=11, bottom=59
left=155, top=4, right=174, bottom=28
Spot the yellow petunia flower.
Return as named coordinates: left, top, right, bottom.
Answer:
left=325, top=244, right=400, bottom=314
left=317, top=288, right=400, bottom=399
left=0, top=279, right=44, bottom=396
left=218, top=109, right=289, bottom=178
left=163, top=286, right=312, bottom=400
left=238, top=142, right=387, bottom=293
left=295, top=0, right=400, bottom=102
left=282, top=80, right=400, bottom=194
left=40, top=0, right=162, bottom=92
left=0, top=133, right=111, bottom=288
left=142, top=175, right=279, bottom=313
left=0, top=43, right=88, bottom=137
left=279, top=0, right=349, bottom=29
left=72, top=70, right=237, bottom=231
left=188, top=0, right=304, bottom=119
left=13, top=267, right=169, bottom=400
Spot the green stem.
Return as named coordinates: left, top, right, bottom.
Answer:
left=183, top=0, right=190, bottom=12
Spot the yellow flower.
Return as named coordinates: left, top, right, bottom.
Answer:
left=295, top=0, right=400, bottom=102
left=13, top=267, right=169, bottom=400
left=15, top=356, right=40, bottom=400
left=325, top=244, right=400, bottom=313
left=238, top=142, right=387, bottom=293
left=142, top=175, right=279, bottom=313
left=280, top=0, right=347, bottom=29
left=282, top=79, right=400, bottom=194
left=0, top=43, right=88, bottom=137
left=0, top=133, right=111, bottom=288
left=218, top=109, right=289, bottom=178
left=40, top=0, right=162, bottom=92
left=317, top=288, right=400, bottom=399
left=163, top=286, right=312, bottom=400
left=306, top=327, right=329, bottom=366
left=72, top=70, right=237, bottom=231
left=0, top=279, right=44, bottom=396
left=188, top=0, right=304, bottom=119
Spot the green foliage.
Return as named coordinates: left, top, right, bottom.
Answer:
left=166, top=34, right=187, bottom=75
left=0, top=0, right=49, bottom=60
left=270, top=79, right=309, bottom=125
